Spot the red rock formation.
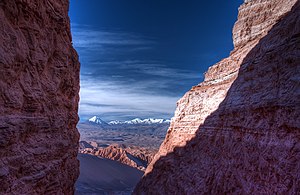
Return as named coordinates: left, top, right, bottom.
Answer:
left=96, top=144, right=147, bottom=170
left=0, top=0, right=80, bottom=194
left=134, top=0, right=300, bottom=194
left=80, top=143, right=156, bottom=171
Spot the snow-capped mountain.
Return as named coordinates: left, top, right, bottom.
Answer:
left=108, top=118, right=171, bottom=125
left=88, top=116, right=171, bottom=125
left=141, top=118, right=171, bottom=124
left=88, top=116, right=108, bottom=125
left=107, top=120, right=123, bottom=125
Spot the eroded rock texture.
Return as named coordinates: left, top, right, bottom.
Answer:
left=135, top=0, right=300, bottom=194
left=0, top=0, right=80, bottom=194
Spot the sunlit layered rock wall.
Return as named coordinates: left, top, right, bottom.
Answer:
left=135, top=0, right=300, bottom=194
left=0, top=0, right=80, bottom=194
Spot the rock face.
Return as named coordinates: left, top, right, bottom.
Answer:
left=0, top=0, right=80, bottom=194
left=135, top=0, right=300, bottom=194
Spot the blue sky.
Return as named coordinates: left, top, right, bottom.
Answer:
left=69, top=0, right=244, bottom=121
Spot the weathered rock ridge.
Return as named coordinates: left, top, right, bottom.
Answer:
left=79, top=142, right=156, bottom=171
left=135, top=0, right=300, bottom=194
left=0, top=0, right=80, bottom=194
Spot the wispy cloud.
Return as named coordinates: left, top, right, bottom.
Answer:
left=79, top=78, right=180, bottom=121
left=118, top=63, right=201, bottom=79
left=71, top=23, right=202, bottom=121
left=71, top=23, right=156, bottom=48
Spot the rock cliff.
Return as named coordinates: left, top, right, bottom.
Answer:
left=134, top=0, right=300, bottom=194
left=0, top=0, right=80, bottom=194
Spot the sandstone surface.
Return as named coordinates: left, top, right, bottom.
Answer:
left=135, top=0, right=300, bottom=194
left=0, top=0, right=80, bottom=194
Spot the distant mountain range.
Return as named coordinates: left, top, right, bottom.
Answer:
left=79, top=116, right=171, bottom=148
left=88, top=116, right=171, bottom=125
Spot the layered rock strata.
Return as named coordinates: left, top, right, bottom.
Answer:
left=135, top=0, right=300, bottom=194
left=0, top=0, right=80, bottom=194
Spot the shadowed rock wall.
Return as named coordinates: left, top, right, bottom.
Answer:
left=135, top=0, right=300, bottom=194
left=0, top=0, right=80, bottom=194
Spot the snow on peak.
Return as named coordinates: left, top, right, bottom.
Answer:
left=108, top=120, right=122, bottom=125
left=142, top=118, right=167, bottom=124
left=88, top=116, right=107, bottom=125
left=88, top=116, right=171, bottom=125
left=126, top=118, right=143, bottom=124
left=109, top=118, right=171, bottom=125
